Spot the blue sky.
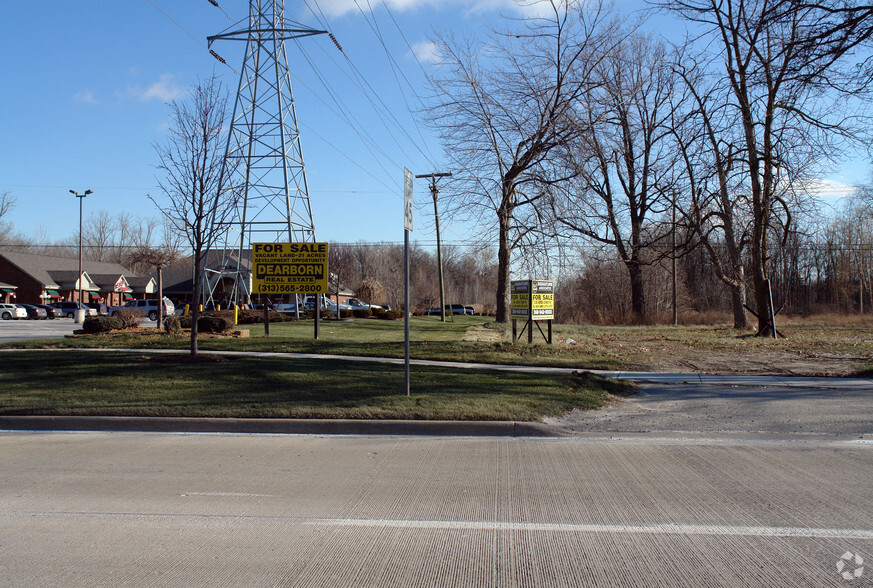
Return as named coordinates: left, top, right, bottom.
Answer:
left=1, top=0, right=540, bottom=247
left=0, top=0, right=864, bottom=250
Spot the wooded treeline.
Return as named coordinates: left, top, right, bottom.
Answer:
left=423, top=0, right=873, bottom=332
left=4, top=0, right=873, bottom=330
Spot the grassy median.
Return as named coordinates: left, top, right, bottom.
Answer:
left=0, top=350, right=631, bottom=420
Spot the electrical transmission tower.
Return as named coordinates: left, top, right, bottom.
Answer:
left=205, top=0, right=326, bottom=308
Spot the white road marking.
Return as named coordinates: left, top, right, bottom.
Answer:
left=304, top=518, right=873, bottom=539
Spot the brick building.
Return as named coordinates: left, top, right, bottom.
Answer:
left=0, top=251, right=156, bottom=306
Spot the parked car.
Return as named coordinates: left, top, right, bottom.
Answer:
left=0, top=303, right=28, bottom=320
left=346, top=298, right=384, bottom=311
left=465, top=306, right=477, bottom=316
left=109, top=297, right=175, bottom=321
left=36, top=304, right=57, bottom=319
left=18, top=304, right=47, bottom=320
left=424, top=304, right=471, bottom=316
left=52, top=302, right=98, bottom=319
left=86, top=302, right=110, bottom=316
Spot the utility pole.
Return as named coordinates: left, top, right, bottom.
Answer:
left=672, top=193, right=678, bottom=326
left=416, top=172, right=452, bottom=322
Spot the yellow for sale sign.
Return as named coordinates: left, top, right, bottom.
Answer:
left=252, top=242, right=328, bottom=295
left=511, top=279, right=554, bottom=320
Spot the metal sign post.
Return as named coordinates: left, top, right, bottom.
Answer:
left=403, top=168, right=414, bottom=397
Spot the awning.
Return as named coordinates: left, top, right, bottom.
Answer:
left=2, top=288, right=16, bottom=298
left=88, top=292, right=103, bottom=301
left=44, top=289, right=61, bottom=299
left=123, top=293, right=133, bottom=300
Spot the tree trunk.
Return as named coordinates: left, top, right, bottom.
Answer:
left=730, top=273, right=749, bottom=330
left=495, top=208, right=512, bottom=323
left=190, top=255, right=202, bottom=356
left=751, top=232, right=771, bottom=336
left=627, top=260, right=645, bottom=324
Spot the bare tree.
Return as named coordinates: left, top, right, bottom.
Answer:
left=126, top=246, right=182, bottom=328
left=551, top=32, right=679, bottom=323
left=426, top=0, right=618, bottom=322
left=658, top=0, right=873, bottom=334
left=0, top=191, right=16, bottom=246
left=150, top=76, right=234, bottom=355
left=671, top=52, right=752, bottom=328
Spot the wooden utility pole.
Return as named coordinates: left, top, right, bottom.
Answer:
left=416, top=172, right=452, bottom=322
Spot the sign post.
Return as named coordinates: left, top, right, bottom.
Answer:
left=403, top=168, right=414, bottom=397
left=511, top=279, right=554, bottom=344
left=252, top=242, right=328, bottom=340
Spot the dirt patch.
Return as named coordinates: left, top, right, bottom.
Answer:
left=463, top=325, right=504, bottom=342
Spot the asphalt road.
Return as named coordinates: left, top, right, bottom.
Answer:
left=1, top=431, right=871, bottom=586
left=0, top=318, right=159, bottom=342
left=547, top=378, right=873, bottom=439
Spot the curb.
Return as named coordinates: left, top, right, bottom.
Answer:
left=0, top=416, right=562, bottom=438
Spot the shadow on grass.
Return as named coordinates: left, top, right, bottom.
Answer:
left=0, top=351, right=625, bottom=420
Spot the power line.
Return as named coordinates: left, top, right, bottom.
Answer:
left=143, top=0, right=237, bottom=74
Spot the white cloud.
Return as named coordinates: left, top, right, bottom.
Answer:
left=120, top=74, right=185, bottom=103
left=73, top=90, right=99, bottom=104
left=796, top=178, right=857, bottom=198
left=411, top=40, right=440, bottom=64
left=316, top=0, right=529, bottom=18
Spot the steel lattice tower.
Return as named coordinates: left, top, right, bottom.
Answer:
left=205, top=0, right=325, bottom=307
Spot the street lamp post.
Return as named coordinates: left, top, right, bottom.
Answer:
left=69, top=189, right=92, bottom=323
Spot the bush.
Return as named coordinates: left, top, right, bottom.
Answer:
left=372, top=307, right=388, bottom=319
left=82, top=316, right=124, bottom=333
left=179, top=315, right=193, bottom=329
left=112, top=308, right=143, bottom=329
left=352, top=308, right=372, bottom=319
left=385, top=309, right=404, bottom=320
left=163, top=315, right=181, bottom=336
left=198, top=316, right=234, bottom=333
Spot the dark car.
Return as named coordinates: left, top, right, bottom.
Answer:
left=425, top=304, right=470, bottom=316
left=36, top=304, right=57, bottom=319
left=18, top=304, right=47, bottom=320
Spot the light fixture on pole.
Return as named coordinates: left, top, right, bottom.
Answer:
left=69, top=189, right=92, bottom=322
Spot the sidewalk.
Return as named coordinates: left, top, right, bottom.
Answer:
left=80, top=347, right=873, bottom=388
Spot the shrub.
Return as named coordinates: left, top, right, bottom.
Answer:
left=236, top=310, right=263, bottom=324
left=82, top=316, right=124, bottom=333
left=179, top=315, right=193, bottom=329
left=352, top=308, right=372, bottom=319
left=112, top=308, right=143, bottom=329
left=198, top=316, right=234, bottom=333
left=385, top=309, right=404, bottom=320
left=372, top=307, right=388, bottom=319
left=339, top=309, right=354, bottom=319
left=163, top=315, right=181, bottom=336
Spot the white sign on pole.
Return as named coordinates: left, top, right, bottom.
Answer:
left=403, top=167, right=413, bottom=396
left=403, top=167, right=414, bottom=232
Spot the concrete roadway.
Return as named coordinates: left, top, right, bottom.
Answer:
left=2, top=323, right=873, bottom=585
left=1, top=430, right=872, bottom=586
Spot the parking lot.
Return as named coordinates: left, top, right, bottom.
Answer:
left=0, top=317, right=157, bottom=343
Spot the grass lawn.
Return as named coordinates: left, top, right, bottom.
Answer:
left=0, top=350, right=630, bottom=421
left=1, top=315, right=870, bottom=420
left=2, top=316, right=622, bottom=369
